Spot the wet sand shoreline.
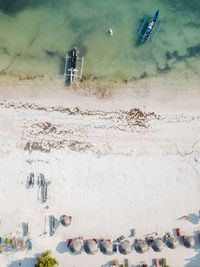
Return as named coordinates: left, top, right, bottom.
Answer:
left=0, top=73, right=200, bottom=113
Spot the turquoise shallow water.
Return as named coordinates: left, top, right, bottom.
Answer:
left=0, top=0, right=199, bottom=82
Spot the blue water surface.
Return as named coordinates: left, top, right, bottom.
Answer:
left=0, top=0, right=199, bottom=82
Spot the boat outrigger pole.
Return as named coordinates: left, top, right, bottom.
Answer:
left=138, top=15, right=148, bottom=36
left=151, top=20, right=162, bottom=42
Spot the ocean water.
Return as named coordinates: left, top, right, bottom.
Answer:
left=0, top=0, right=199, bottom=83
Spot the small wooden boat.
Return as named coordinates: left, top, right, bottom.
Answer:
left=138, top=9, right=162, bottom=44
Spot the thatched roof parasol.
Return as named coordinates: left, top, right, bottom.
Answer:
left=118, top=240, right=132, bottom=255
left=134, top=240, right=148, bottom=253
left=100, top=240, right=113, bottom=255
left=166, top=237, right=179, bottom=249
left=183, top=236, right=195, bottom=248
left=152, top=239, right=164, bottom=252
left=61, top=215, right=72, bottom=226
left=69, top=239, right=83, bottom=253
left=84, top=239, right=98, bottom=254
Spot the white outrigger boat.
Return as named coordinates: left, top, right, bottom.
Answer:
left=64, top=47, right=84, bottom=83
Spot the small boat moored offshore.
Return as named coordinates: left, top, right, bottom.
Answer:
left=138, top=9, right=162, bottom=44
left=64, top=47, right=84, bottom=83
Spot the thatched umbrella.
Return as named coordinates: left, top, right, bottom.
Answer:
left=134, top=240, right=148, bottom=253
left=183, top=236, right=195, bottom=248
left=100, top=240, right=113, bottom=255
left=84, top=239, right=98, bottom=254
left=166, top=237, right=179, bottom=249
left=118, top=240, right=132, bottom=255
left=61, top=215, right=72, bottom=226
left=152, top=239, right=164, bottom=252
left=69, top=239, right=82, bottom=253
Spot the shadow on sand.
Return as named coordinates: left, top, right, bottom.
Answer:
left=188, top=213, right=199, bottom=224
left=185, top=237, right=200, bottom=266
left=101, top=260, right=115, bottom=267
left=56, top=241, right=68, bottom=254
left=181, top=233, right=200, bottom=266
left=185, top=252, right=200, bottom=267
left=8, top=257, right=36, bottom=267
left=177, top=213, right=199, bottom=225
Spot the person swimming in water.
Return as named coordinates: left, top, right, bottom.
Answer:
left=107, top=28, right=113, bottom=36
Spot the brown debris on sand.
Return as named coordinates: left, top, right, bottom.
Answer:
left=0, top=100, right=164, bottom=154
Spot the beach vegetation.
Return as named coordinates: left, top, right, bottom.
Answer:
left=35, top=250, right=59, bottom=267
left=5, top=237, right=10, bottom=246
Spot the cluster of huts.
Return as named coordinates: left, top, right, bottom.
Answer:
left=66, top=231, right=199, bottom=256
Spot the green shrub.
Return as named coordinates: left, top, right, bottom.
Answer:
left=35, top=250, right=59, bottom=267
left=5, top=237, right=10, bottom=246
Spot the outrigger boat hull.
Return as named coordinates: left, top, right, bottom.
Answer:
left=64, top=47, right=84, bottom=84
left=69, top=48, right=77, bottom=83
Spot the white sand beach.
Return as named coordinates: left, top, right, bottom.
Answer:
left=0, top=76, right=200, bottom=267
